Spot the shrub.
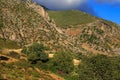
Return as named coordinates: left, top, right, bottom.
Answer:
left=22, top=43, right=49, bottom=64
left=52, top=51, right=74, bottom=74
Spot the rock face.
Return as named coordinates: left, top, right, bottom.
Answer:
left=0, top=0, right=120, bottom=55
left=28, top=2, right=49, bottom=20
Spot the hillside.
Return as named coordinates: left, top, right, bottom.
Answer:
left=48, top=10, right=97, bottom=28
left=0, top=49, right=64, bottom=80
left=48, top=10, right=120, bottom=55
left=0, top=0, right=120, bottom=55
left=0, top=0, right=67, bottom=51
left=0, top=0, right=120, bottom=80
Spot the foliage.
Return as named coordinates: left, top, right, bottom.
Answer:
left=22, top=43, right=49, bottom=63
left=78, top=54, right=120, bottom=80
left=52, top=51, right=74, bottom=74
left=75, top=52, right=87, bottom=60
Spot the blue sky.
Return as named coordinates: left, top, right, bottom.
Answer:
left=89, top=0, right=120, bottom=24
left=33, top=0, right=120, bottom=24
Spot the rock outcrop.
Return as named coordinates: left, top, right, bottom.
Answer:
left=28, top=2, right=50, bottom=20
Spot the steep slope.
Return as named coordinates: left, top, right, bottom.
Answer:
left=0, top=0, right=66, bottom=51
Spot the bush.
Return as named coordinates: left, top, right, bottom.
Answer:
left=22, top=43, right=49, bottom=64
left=52, top=51, right=74, bottom=74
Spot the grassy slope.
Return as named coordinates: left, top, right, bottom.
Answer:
left=48, top=10, right=97, bottom=28
left=48, top=10, right=119, bottom=28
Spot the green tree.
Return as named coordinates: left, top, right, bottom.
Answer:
left=52, top=51, right=74, bottom=74
left=22, top=43, right=49, bottom=64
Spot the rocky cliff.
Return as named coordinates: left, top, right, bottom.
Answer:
left=28, top=2, right=49, bottom=20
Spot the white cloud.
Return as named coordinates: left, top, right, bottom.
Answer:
left=33, top=0, right=87, bottom=10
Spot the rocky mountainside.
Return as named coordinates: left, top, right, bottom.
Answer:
left=0, top=0, right=67, bottom=51
left=0, top=0, right=120, bottom=55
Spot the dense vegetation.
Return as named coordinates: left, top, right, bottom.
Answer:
left=78, top=55, right=120, bottom=80
left=22, top=43, right=74, bottom=74
left=21, top=43, right=120, bottom=80
left=22, top=43, right=49, bottom=64
left=52, top=51, right=74, bottom=74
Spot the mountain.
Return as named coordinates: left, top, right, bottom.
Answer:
left=0, top=0, right=120, bottom=79
left=47, top=10, right=120, bottom=55
left=0, top=0, right=120, bottom=55
left=48, top=10, right=120, bottom=55
left=0, top=0, right=65, bottom=51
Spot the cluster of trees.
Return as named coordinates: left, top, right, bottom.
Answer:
left=22, top=43, right=49, bottom=64
left=22, top=43, right=74, bottom=74
left=52, top=51, right=74, bottom=74
left=22, top=43, right=120, bottom=80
